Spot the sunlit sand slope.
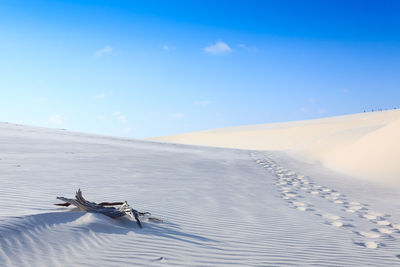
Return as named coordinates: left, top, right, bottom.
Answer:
left=150, top=110, right=400, bottom=185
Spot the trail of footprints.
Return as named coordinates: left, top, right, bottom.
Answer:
left=250, top=152, right=400, bottom=253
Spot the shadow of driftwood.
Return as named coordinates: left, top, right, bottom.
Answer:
left=0, top=211, right=220, bottom=249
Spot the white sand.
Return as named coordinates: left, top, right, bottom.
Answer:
left=1, top=115, right=400, bottom=266
left=150, top=110, right=400, bottom=186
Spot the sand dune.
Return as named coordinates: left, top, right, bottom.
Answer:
left=1, top=119, right=400, bottom=265
left=150, top=110, right=400, bottom=185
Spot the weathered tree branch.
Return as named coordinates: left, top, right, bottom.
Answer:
left=55, top=189, right=161, bottom=228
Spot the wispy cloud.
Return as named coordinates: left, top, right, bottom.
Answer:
left=238, top=44, right=258, bottom=52
left=97, top=115, right=106, bottom=121
left=300, top=107, right=309, bottom=114
left=113, top=112, right=127, bottom=123
left=92, top=93, right=105, bottom=99
left=162, top=45, right=176, bottom=51
left=195, top=100, right=212, bottom=106
left=48, top=114, right=64, bottom=125
left=36, top=97, right=47, bottom=103
left=170, top=113, right=184, bottom=119
left=94, top=45, right=113, bottom=57
left=204, top=41, right=232, bottom=55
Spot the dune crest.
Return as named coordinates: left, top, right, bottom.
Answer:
left=149, top=110, right=400, bottom=185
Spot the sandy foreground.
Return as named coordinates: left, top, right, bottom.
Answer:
left=150, top=110, right=400, bottom=186
left=0, top=112, right=400, bottom=266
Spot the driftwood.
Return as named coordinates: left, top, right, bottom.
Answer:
left=55, top=201, right=125, bottom=207
left=55, top=189, right=161, bottom=227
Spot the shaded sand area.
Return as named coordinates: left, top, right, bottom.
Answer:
left=0, top=117, right=400, bottom=266
left=150, top=110, right=400, bottom=186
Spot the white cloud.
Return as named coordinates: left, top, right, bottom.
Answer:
left=300, top=107, right=309, bottom=114
left=238, top=44, right=258, bottom=52
left=92, top=93, right=105, bottom=99
left=123, top=128, right=132, bottom=134
left=204, top=41, right=232, bottom=55
left=48, top=114, right=64, bottom=125
left=36, top=97, right=47, bottom=103
left=162, top=45, right=175, bottom=51
left=170, top=113, right=184, bottom=119
left=118, top=115, right=127, bottom=123
left=94, top=45, right=113, bottom=57
left=113, top=112, right=127, bottom=123
left=97, top=115, right=106, bottom=121
left=195, top=100, right=212, bottom=106
left=308, top=97, right=315, bottom=103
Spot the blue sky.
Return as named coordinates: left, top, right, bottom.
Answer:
left=0, top=0, right=399, bottom=138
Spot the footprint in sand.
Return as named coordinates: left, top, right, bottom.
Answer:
left=363, top=214, right=378, bottom=220
left=331, top=221, right=343, bottom=227
left=292, top=201, right=305, bottom=207
left=315, top=213, right=344, bottom=227
left=283, top=193, right=297, bottom=199
left=357, top=231, right=381, bottom=239
left=377, top=228, right=393, bottom=234
left=353, top=239, right=379, bottom=249
left=343, top=202, right=365, bottom=213
left=377, top=220, right=391, bottom=226
left=392, top=224, right=400, bottom=230
left=287, top=197, right=315, bottom=212
left=349, top=205, right=363, bottom=210
left=322, top=213, right=341, bottom=220
left=291, top=202, right=306, bottom=211
left=280, top=187, right=292, bottom=193
left=334, top=200, right=344, bottom=204
left=364, top=241, right=379, bottom=249
left=324, top=195, right=338, bottom=201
